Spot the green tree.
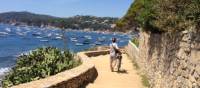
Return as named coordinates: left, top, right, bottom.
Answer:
left=118, top=0, right=200, bottom=32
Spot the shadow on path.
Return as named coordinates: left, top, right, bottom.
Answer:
left=116, top=69, right=128, bottom=74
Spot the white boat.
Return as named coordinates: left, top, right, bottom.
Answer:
left=55, top=33, right=60, bottom=36
left=55, top=36, right=62, bottom=39
left=36, top=36, right=43, bottom=39
left=16, top=27, right=21, bottom=32
left=71, top=39, right=78, bottom=42
left=40, top=40, right=48, bottom=42
left=17, top=33, right=24, bottom=36
left=70, top=37, right=78, bottom=42
left=0, top=32, right=9, bottom=35
left=5, top=28, right=11, bottom=32
left=75, top=43, right=83, bottom=46
left=84, top=35, right=92, bottom=39
left=32, top=33, right=41, bottom=36
left=47, top=33, right=52, bottom=37
left=16, top=32, right=26, bottom=36
left=95, top=41, right=102, bottom=45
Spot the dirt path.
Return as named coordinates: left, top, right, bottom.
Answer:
left=87, top=54, right=143, bottom=88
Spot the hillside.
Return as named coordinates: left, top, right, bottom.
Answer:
left=119, top=0, right=200, bottom=88
left=0, top=11, right=118, bottom=31
left=117, top=0, right=200, bottom=32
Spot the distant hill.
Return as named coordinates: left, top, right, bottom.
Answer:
left=0, top=11, right=118, bottom=31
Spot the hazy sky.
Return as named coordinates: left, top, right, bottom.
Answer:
left=0, top=0, right=133, bottom=17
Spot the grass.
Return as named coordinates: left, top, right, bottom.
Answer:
left=131, top=38, right=139, bottom=47
left=141, top=74, right=150, bottom=87
left=131, top=58, right=140, bottom=70
left=128, top=55, right=150, bottom=87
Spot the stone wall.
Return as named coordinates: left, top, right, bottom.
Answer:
left=126, top=41, right=139, bottom=60
left=11, top=52, right=98, bottom=88
left=126, top=28, right=200, bottom=88
left=85, top=47, right=125, bottom=57
left=84, top=50, right=110, bottom=57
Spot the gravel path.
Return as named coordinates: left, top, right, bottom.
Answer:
left=87, top=54, right=143, bottom=88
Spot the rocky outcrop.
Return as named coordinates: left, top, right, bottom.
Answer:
left=126, top=27, right=200, bottom=88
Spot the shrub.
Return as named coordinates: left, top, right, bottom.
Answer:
left=132, top=38, right=139, bottom=47
left=2, top=47, right=81, bottom=88
left=118, top=0, right=200, bottom=32
left=141, top=74, right=150, bottom=87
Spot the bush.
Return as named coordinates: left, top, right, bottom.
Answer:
left=132, top=38, right=139, bottom=47
left=119, top=0, right=200, bottom=32
left=141, top=74, right=150, bottom=87
left=2, top=47, right=81, bottom=88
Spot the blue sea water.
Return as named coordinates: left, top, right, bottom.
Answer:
left=0, top=23, right=131, bottom=75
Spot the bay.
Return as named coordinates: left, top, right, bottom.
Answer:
left=0, top=23, right=130, bottom=76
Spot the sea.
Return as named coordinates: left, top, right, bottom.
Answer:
left=0, top=23, right=131, bottom=79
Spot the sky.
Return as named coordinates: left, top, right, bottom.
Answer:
left=0, top=0, right=133, bottom=18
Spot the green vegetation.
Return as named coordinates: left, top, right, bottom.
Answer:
left=129, top=57, right=150, bottom=87
left=116, top=0, right=143, bottom=28
left=129, top=56, right=149, bottom=87
left=131, top=38, right=139, bottom=47
left=131, top=58, right=140, bottom=70
left=2, top=47, right=81, bottom=88
left=117, top=0, right=200, bottom=32
left=141, top=74, right=150, bottom=87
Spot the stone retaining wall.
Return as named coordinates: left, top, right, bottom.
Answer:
left=126, top=41, right=139, bottom=62
left=126, top=29, right=200, bottom=88
left=11, top=52, right=98, bottom=88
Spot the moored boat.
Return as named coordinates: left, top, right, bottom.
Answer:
left=32, top=33, right=41, bottom=36
left=71, top=39, right=78, bottom=42
left=75, top=43, right=84, bottom=46
left=40, top=40, right=49, bottom=42
left=0, top=32, right=9, bottom=35
left=95, top=41, right=102, bottom=45
left=55, top=36, right=62, bottom=39
left=84, top=35, right=92, bottom=39
left=83, top=39, right=90, bottom=44
left=35, top=36, right=43, bottom=39
left=5, top=28, right=11, bottom=32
